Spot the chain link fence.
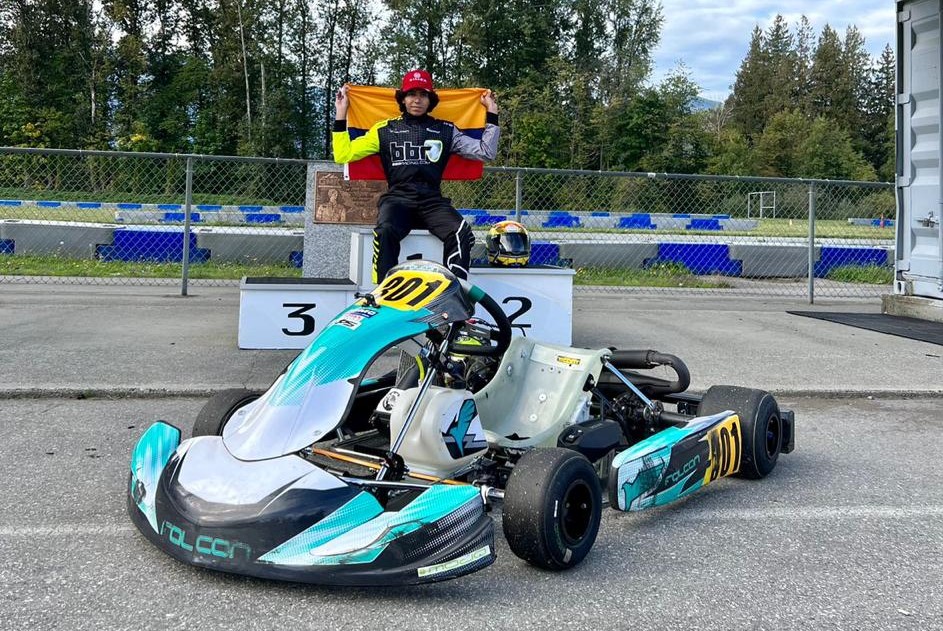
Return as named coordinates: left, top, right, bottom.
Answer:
left=1, top=147, right=895, bottom=299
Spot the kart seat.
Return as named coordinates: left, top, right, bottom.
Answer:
left=473, top=337, right=609, bottom=449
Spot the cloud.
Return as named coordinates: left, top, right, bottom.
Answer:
left=652, top=0, right=896, bottom=95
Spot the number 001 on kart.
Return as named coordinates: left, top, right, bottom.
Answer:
left=128, top=260, right=795, bottom=586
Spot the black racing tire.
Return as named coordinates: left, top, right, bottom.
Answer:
left=192, top=389, right=262, bottom=437
left=698, top=385, right=782, bottom=480
left=502, top=448, right=602, bottom=571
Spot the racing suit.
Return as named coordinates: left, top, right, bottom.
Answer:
left=333, top=110, right=500, bottom=282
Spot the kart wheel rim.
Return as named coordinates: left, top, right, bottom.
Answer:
left=560, top=479, right=594, bottom=546
left=765, top=414, right=781, bottom=459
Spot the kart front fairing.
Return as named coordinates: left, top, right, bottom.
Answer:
left=127, top=263, right=496, bottom=585
left=128, top=422, right=495, bottom=585
left=223, top=267, right=475, bottom=461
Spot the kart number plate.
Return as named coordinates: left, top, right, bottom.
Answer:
left=372, top=270, right=449, bottom=310
left=705, top=415, right=741, bottom=482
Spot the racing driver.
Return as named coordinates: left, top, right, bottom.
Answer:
left=332, top=69, right=500, bottom=283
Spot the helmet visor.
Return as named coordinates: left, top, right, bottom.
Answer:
left=496, top=232, right=528, bottom=255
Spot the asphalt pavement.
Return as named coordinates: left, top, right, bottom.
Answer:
left=1, top=282, right=942, bottom=631
left=1, top=282, right=940, bottom=397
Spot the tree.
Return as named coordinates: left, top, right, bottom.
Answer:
left=730, top=16, right=801, bottom=141
left=606, top=71, right=702, bottom=173
left=751, top=109, right=807, bottom=177
left=3, top=0, right=109, bottom=147
left=598, top=0, right=663, bottom=104
left=795, top=116, right=876, bottom=180
left=382, top=0, right=465, bottom=85
left=860, top=44, right=895, bottom=180
left=730, top=26, right=769, bottom=140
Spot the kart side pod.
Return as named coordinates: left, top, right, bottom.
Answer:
left=386, top=386, right=489, bottom=479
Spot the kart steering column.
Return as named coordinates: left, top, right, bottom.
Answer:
left=377, top=338, right=449, bottom=481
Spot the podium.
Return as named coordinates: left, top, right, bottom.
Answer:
left=238, top=230, right=574, bottom=349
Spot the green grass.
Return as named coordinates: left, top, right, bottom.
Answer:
left=824, top=265, right=893, bottom=285
left=574, top=263, right=732, bottom=288
left=0, top=254, right=301, bottom=279
left=2, top=254, right=892, bottom=288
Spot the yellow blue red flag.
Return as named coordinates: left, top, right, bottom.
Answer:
left=344, top=84, right=488, bottom=181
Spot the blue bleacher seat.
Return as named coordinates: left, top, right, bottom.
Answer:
left=474, top=215, right=506, bottom=226
left=245, top=213, right=282, bottom=224
left=0, top=200, right=22, bottom=206
left=530, top=241, right=561, bottom=266
left=37, top=201, right=61, bottom=208
left=162, top=212, right=202, bottom=223
left=540, top=214, right=581, bottom=228
left=117, top=203, right=142, bottom=210
left=645, top=243, right=741, bottom=276
left=542, top=214, right=581, bottom=228
left=280, top=206, right=304, bottom=213
left=96, top=228, right=210, bottom=263
left=77, top=202, right=102, bottom=209
left=814, top=247, right=889, bottom=277
left=686, top=218, right=722, bottom=231
left=619, top=214, right=655, bottom=230
left=197, top=204, right=222, bottom=212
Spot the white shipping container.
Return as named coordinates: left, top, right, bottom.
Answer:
left=897, top=0, right=943, bottom=299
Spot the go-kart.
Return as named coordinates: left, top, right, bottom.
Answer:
left=128, top=260, right=795, bottom=585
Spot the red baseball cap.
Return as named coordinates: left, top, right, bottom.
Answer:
left=401, top=69, right=434, bottom=92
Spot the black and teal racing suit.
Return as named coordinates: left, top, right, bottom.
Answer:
left=333, top=110, right=500, bottom=283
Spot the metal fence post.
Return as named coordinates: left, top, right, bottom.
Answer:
left=514, top=170, right=522, bottom=221
left=807, top=182, right=816, bottom=304
left=181, top=156, right=194, bottom=296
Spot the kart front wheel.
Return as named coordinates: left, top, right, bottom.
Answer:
left=192, top=389, right=262, bottom=437
left=502, top=448, right=602, bottom=571
left=698, top=385, right=782, bottom=480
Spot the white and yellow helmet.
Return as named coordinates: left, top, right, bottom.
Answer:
left=485, top=220, right=530, bottom=267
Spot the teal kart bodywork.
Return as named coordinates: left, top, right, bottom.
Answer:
left=128, top=260, right=794, bottom=586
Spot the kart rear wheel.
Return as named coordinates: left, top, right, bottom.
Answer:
left=193, top=389, right=261, bottom=437
left=502, top=448, right=602, bottom=571
left=698, top=385, right=782, bottom=480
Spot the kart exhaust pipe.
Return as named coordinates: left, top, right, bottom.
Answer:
left=607, top=350, right=691, bottom=396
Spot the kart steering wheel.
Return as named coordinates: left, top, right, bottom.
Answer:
left=448, top=285, right=512, bottom=357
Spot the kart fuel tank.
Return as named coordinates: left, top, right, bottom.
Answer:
left=387, top=386, right=489, bottom=479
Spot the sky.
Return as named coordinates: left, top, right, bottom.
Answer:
left=651, top=1, right=898, bottom=99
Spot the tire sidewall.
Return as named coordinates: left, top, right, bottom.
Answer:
left=503, top=449, right=602, bottom=570
left=545, top=459, right=600, bottom=562
left=192, top=389, right=261, bottom=437
left=744, top=391, right=781, bottom=479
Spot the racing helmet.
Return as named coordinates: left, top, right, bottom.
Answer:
left=485, top=220, right=530, bottom=267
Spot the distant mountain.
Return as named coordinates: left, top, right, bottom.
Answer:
left=691, top=96, right=723, bottom=111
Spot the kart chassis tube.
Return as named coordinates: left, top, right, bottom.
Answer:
left=603, top=360, right=658, bottom=413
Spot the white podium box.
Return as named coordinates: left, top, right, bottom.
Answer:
left=350, top=228, right=444, bottom=288
left=239, top=233, right=575, bottom=350
left=469, top=267, right=574, bottom=345
left=238, top=277, right=358, bottom=349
